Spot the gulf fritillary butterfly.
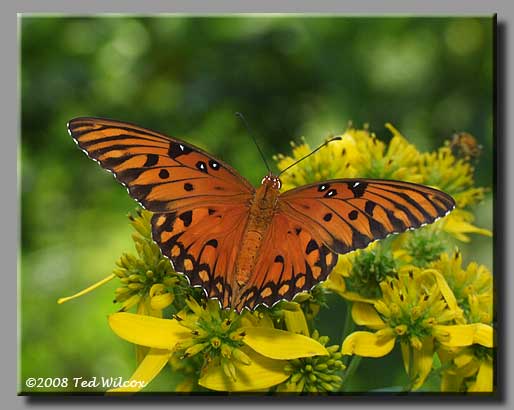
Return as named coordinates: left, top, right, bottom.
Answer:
left=68, top=117, right=455, bottom=312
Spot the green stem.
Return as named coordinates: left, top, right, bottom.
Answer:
left=341, top=355, right=362, bottom=391
left=403, top=344, right=415, bottom=391
left=341, top=302, right=355, bottom=366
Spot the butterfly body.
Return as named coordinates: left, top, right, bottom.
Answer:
left=68, top=117, right=455, bottom=312
left=233, top=174, right=282, bottom=301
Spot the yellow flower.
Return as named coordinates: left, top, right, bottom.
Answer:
left=274, top=135, right=356, bottom=191
left=107, top=299, right=328, bottom=393
left=274, top=123, right=423, bottom=191
left=348, top=123, right=423, bottom=182
left=438, top=209, right=492, bottom=242
left=341, top=267, right=492, bottom=390
left=419, top=147, right=480, bottom=205
left=418, top=147, right=491, bottom=242
left=429, top=250, right=494, bottom=392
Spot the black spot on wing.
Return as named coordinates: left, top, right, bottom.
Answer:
left=274, top=255, right=285, bottom=263
left=348, top=210, right=358, bottom=220
left=209, top=160, right=220, bottom=170
left=205, top=239, right=218, bottom=248
left=349, top=181, right=368, bottom=197
left=324, top=189, right=337, bottom=198
left=196, top=161, right=208, bottom=173
left=179, top=211, right=193, bottom=227
left=159, top=169, right=170, bottom=179
left=169, top=141, right=192, bottom=159
left=306, top=239, right=318, bottom=254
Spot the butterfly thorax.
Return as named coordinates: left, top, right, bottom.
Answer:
left=233, top=174, right=282, bottom=289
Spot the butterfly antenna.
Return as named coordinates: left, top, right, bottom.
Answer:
left=278, top=136, right=342, bottom=176
left=235, top=112, right=272, bottom=174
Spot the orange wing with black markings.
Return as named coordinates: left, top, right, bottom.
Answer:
left=68, top=117, right=254, bottom=305
left=232, top=178, right=455, bottom=310
left=280, top=178, right=455, bottom=254
left=68, top=117, right=254, bottom=212
left=151, top=205, right=249, bottom=307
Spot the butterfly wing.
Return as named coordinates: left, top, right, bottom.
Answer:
left=152, top=205, right=249, bottom=307
left=279, top=178, right=455, bottom=254
left=232, top=211, right=338, bottom=311
left=68, top=117, right=254, bottom=212
left=68, top=117, right=254, bottom=305
left=234, top=178, right=454, bottom=310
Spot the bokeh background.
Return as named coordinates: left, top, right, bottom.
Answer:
left=20, top=16, right=494, bottom=392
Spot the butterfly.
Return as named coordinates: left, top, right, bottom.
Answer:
left=68, top=117, right=455, bottom=312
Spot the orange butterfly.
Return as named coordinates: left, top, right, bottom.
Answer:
left=68, top=117, right=455, bottom=312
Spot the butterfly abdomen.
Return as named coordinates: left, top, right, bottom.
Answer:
left=233, top=181, right=281, bottom=292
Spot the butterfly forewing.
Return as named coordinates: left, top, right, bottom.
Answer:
left=279, top=178, right=455, bottom=254
left=68, top=118, right=254, bottom=212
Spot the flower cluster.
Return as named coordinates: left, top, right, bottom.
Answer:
left=276, top=123, right=494, bottom=392
left=59, top=122, right=493, bottom=393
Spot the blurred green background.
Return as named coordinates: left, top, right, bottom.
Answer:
left=20, top=16, right=493, bottom=393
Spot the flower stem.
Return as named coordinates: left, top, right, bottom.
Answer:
left=403, top=344, right=415, bottom=391
left=341, top=302, right=354, bottom=366
left=341, top=355, right=362, bottom=391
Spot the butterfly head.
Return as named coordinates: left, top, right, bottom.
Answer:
left=261, top=173, right=282, bottom=190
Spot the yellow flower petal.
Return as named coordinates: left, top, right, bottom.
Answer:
left=150, top=292, right=174, bottom=311
left=428, top=269, right=460, bottom=315
left=473, top=323, right=494, bottom=347
left=454, top=352, right=474, bottom=368
left=434, top=324, right=493, bottom=348
left=342, top=331, right=395, bottom=358
left=107, top=348, right=172, bottom=394
left=433, top=324, right=476, bottom=347
left=338, top=290, right=377, bottom=304
left=283, top=309, right=309, bottom=336
left=239, top=311, right=274, bottom=328
left=468, top=358, right=494, bottom=392
left=242, top=327, right=328, bottom=359
left=199, top=347, right=289, bottom=392
left=108, top=312, right=190, bottom=349
left=411, top=337, right=434, bottom=390
left=443, top=212, right=492, bottom=242
left=352, top=302, right=385, bottom=329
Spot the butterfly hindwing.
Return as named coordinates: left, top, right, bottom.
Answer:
left=68, top=117, right=254, bottom=212
left=233, top=212, right=338, bottom=311
left=151, top=204, right=250, bottom=308
left=279, top=178, right=455, bottom=254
